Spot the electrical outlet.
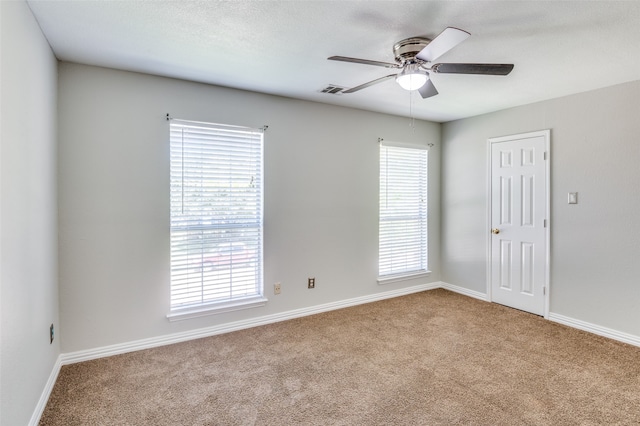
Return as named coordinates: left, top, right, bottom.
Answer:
left=308, top=277, right=315, bottom=289
left=274, top=282, right=281, bottom=295
left=50, top=324, right=54, bottom=344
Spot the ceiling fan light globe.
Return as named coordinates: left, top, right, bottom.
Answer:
left=396, top=72, right=428, bottom=91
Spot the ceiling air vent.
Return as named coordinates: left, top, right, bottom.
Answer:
left=319, top=84, right=346, bottom=95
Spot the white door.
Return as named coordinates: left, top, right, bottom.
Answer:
left=488, top=130, right=549, bottom=316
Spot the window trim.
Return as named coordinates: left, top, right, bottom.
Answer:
left=167, top=119, right=265, bottom=319
left=377, top=271, right=432, bottom=286
left=378, top=140, right=429, bottom=280
left=166, top=296, right=268, bottom=321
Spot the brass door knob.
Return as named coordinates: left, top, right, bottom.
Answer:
left=491, top=228, right=500, bottom=234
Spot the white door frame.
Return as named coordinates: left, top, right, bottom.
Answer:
left=486, top=129, right=551, bottom=318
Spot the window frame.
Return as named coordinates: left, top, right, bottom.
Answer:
left=378, top=141, right=430, bottom=283
left=167, top=119, right=266, bottom=321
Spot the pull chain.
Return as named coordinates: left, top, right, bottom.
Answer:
left=409, top=90, right=416, bottom=129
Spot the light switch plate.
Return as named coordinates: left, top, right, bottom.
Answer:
left=568, top=192, right=578, bottom=204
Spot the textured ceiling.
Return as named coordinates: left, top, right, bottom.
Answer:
left=27, top=1, right=640, bottom=122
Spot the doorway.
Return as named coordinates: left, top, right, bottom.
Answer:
left=487, top=130, right=550, bottom=316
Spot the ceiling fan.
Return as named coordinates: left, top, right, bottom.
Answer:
left=328, top=27, right=514, bottom=99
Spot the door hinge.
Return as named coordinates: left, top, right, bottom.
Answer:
left=544, top=219, right=547, bottom=228
left=544, top=151, right=548, bottom=160
left=543, top=287, right=547, bottom=295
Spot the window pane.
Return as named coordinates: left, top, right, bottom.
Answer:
left=379, top=144, right=428, bottom=277
left=170, top=121, right=263, bottom=309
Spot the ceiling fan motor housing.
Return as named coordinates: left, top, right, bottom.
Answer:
left=393, top=37, right=431, bottom=64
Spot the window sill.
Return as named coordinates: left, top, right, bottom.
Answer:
left=377, top=271, right=431, bottom=285
left=167, top=296, right=268, bottom=322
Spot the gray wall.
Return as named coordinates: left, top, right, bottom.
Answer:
left=57, top=63, right=442, bottom=353
left=442, top=80, right=640, bottom=336
left=0, top=1, right=60, bottom=425
left=8, top=4, right=640, bottom=421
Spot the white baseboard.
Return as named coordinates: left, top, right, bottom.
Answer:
left=29, top=354, right=62, bottom=426
left=440, top=281, right=488, bottom=301
left=548, top=313, right=640, bottom=348
left=37, top=281, right=640, bottom=424
left=439, top=282, right=640, bottom=348
left=62, top=281, right=441, bottom=365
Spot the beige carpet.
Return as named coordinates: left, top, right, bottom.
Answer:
left=41, top=289, right=640, bottom=425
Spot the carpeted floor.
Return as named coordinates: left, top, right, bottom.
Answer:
left=40, top=289, right=640, bottom=425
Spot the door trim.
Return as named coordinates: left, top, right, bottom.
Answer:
left=486, top=129, right=551, bottom=318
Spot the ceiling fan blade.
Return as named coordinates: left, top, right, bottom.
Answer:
left=328, top=56, right=401, bottom=69
left=431, top=63, right=514, bottom=75
left=418, top=79, right=438, bottom=99
left=343, top=74, right=397, bottom=93
left=416, top=27, right=470, bottom=62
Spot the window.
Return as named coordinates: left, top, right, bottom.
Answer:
left=168, top=119, right=265, bottom=319
left=379, top=142, right=428, bottom=280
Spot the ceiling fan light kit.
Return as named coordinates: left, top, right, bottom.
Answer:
left=395, top=63, right=428, bottom=91
left=328, top=27, right=514, bottom=99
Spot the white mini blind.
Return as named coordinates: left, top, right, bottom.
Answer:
left=379, top=142, right=428, bottom=277
left=169, top=120, right=263, bottom=310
